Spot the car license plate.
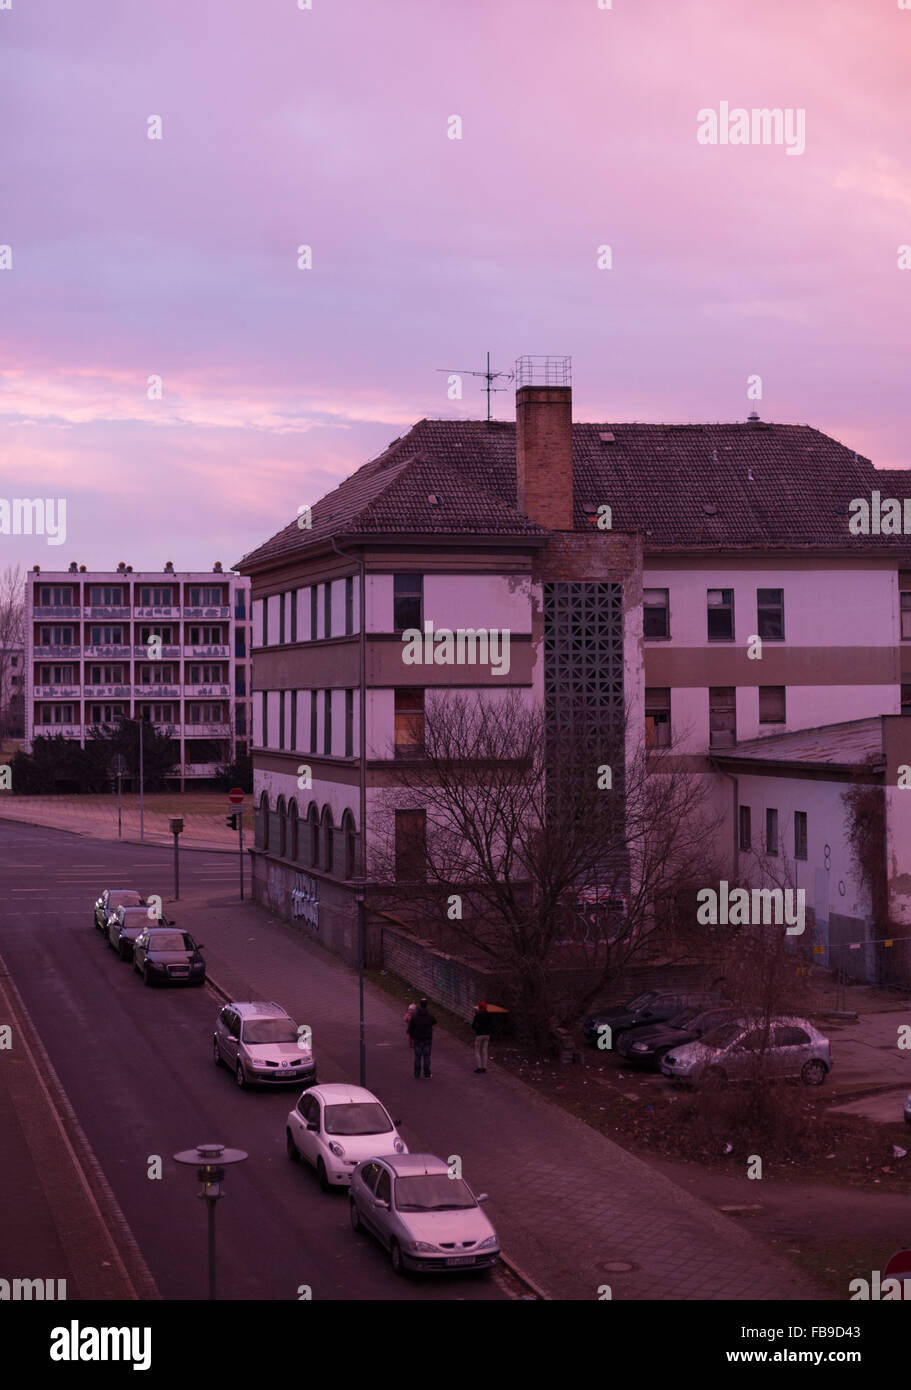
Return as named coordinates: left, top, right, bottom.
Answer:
left=170, top=968, right=188, bottom=977
left=445, top=1256, right=475, bottom=1266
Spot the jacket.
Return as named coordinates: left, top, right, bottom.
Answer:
left=408, top=1006, right=437, bottom=1044
left=471, top=1011, right=494, bottom=1036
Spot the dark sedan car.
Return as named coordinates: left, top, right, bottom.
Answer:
left=616, top=1003, right=737, bottom=1069
left=132, top=927, right=205, bottom=987
left=93, top=888, right=144, bottom=931
left=107, top=904, right=168, bottom=960
left=582, top=989, right=729, bottom=1048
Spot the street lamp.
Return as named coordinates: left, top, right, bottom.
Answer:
left=173, top=1142, right=248, bottom=1300
left=351, top=877, right=367, bottom=1087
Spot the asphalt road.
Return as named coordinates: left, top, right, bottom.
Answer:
left=0, top=820, right=507, bottom=1300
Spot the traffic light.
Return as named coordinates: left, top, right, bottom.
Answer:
left=226, top=813, right=238, bottom=830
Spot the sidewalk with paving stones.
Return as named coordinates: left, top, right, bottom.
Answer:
left=168, top=881, right=828, bottom=1301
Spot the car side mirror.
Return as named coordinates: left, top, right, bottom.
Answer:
left=477, top=1193, right=489, bottom=1204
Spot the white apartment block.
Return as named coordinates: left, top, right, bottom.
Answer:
left=25, top=562, right=252, bottom=785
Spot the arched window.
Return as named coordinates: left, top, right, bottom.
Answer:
left=259, top=790, right=270, bottom=851
left=288, top=798, right=299, bottom=862
left=342, top=810, right=356, bottom=880
left=276, top=796, right=287, bottom=858
left=321, top=805, right=334, bottom=875
left=308, top=802, right=319, bottom=868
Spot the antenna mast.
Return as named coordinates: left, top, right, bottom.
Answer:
left=437, top=351, right=514, bottom=421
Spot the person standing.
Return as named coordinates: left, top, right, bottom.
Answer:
left=408, top=997, right=436, bottom=1078
left=404, top=1002, right=417, bottom=1049
left=471, top=1001, right=494, bottom=1073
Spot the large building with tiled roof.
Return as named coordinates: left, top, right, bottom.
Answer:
left=237, top=360, right=911, bottom=990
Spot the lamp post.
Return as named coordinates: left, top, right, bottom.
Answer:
left=138, top=715, right=145, bottom=842
left=173, top=1142, right=247, bottom=1300
left=352, top=877, right=367, bottom=1087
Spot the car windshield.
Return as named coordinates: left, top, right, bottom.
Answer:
left=149, top=932, right=193, bottom=952
left=122, top=908, right=151, bottom=922
left=668, top=1008, right=699, bottom=1027
left=626, top=991, right=657, bottom=1011
left=110, top=891, right=141, bottom=909
left=324, top=1103, right=392, bottom=1136
left=242, top=1019, right=298, bottom=1044
left=700, top=1022, right=742, bottom=1049
left=394, top=1175, right=476, bottom=1212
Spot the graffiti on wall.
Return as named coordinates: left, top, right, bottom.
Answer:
left=292, top=872, right=320, bottom=929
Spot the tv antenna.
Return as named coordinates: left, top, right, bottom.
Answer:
left=437, top=351, right=514, bottom=421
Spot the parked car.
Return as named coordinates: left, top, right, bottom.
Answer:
left=132, top=926, right=205, bottom=986
left=213, top=1001, right=316, bottom=1088
left=286, top=1083, right=406, bottom=1190
left=107, top=905, right=168, bottom=960
left=660, top=1016, right=832, bottom=1087
left=349, top=1153, right=500, bottom=1275
left=616, top=1003, right=737, bottom=1069
left=904, top=1093, right=911, bottom=1127
left=582, top=989, right=729, bottom=1047
left=94, top=888, right=143, bottom=931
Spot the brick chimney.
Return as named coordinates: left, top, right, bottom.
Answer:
left=516, top=376, right=573, bottom=531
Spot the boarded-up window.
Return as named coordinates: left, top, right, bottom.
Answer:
left=758, top=686, right=786, bottom=723
left=395, top=809, right=426, bottom=882
left=645, top=688, right=671, bottom=747
left=709, top=687, right=736, bottom=747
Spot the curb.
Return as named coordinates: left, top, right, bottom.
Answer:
left=204, top=968, right=549, bottom=1300
left=0, top=951, right=160, bottom=1301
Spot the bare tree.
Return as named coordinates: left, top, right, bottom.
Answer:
left=0, top=565, right=25, bottom=738
left=371, top=689, right=720, bottom=1052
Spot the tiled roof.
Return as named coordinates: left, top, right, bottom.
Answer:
left=712, top=717, right=886, bottom=770
left=237, top=416, right=909, bottom=571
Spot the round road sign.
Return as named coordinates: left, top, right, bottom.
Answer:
left=228, top=787, right=245, bottom=806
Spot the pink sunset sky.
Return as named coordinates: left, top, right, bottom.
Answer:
left=1, top=0, right=910, bottom=571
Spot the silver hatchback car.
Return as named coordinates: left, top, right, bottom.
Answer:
left=660, top=1015, right=832, bottom=1087
left=214, top=1001, right=317, bottom=1089
left=349, top=1153, right=500, bottom=1275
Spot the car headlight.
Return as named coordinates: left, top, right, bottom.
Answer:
left=409, top=1241, right=438, bottom=1253
left=476, top=1235, right=498, bottom=1251
left=327, top=1141, right=345, bottom=1158
left=394, top=1139, right=405, bottom=1153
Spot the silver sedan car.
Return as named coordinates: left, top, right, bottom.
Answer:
left=349, top=1153, right=500, bottom=1275
left=660, top=1015, right=832, bottom=1087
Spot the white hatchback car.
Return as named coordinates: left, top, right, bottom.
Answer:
left=286, top=1084, right=407, bottom=1190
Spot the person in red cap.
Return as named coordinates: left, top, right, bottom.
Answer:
left=471, top=1001, right=494, bottom=1072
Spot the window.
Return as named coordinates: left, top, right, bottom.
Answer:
left=643, top=588, right=669, bottom=639
left=234, top=588, right=246, bottom=620
left=709, top=687, right=736, bottom=747
left=345, top=576, right=354, bottom=635
left=324, top=582, right=332, bottom=639
left=139, top=625, right=173, bottom=645
left=393, top=574, right=422, bottom=632
left=324, top=690, right=332, bottom=755
left=766, top=808, right=779, bottom=856
left=139, top=665, right=175, bottom=685
left=310, top=690, right=318, bottom=753
left=375, top=1170, right=392, bottom=1206
left=290, top=591, right=297, bottom=643
left=138, top=703, right=174, bottom=723
left=901, top=593, right=911, bottom=641
left=234, top=668, right=246, bottom=695
left=91, top=664, right=128, bottom=683
left=707, top=589, right=734, bottom=641
left=39, top=586, right=73, bottom=606
left=39, top=627, right=74, bottom=645
left=757, top=589, right=784, bottom=640
left=758, top=686, right=786, bottom=724
left=289, top=800, right=299, bottom=861
left=394, top=689, right=424, bottom=757
left=794, top=811, right=808, bottom=860
left=259, top=791, right=270, bottom=851
left=140, top=585, right=173, bottom=605
left=277, top=796, right=287, bottom=857
left=89, top=626, right=124, bottom=645
left=291, top=690, right=297, bottom=752
left=343, top=811, right=356, bottom=879
left=309, top=804, right=319, bottom=867
left=89, top=703, right=126, bottom=725
left=395, top=809, right=426, bottom=881
left=40, top=664, right=74, bottom=683
left=322, top=806, right=334, bottom=874
left=235, top=628, right=246, bottom=658
left=279, top=691, right=286, bottom=748
left=262, top=691, right=268, bottom=747
left=279, top=592, right=286, bottom=645
left=262, top=600, right=269, bottom=646
left=188, top=586, right=224, bottom=606
left=345, top=689, right=354, bottom=757
left=188, top=626, right=224, bottom=645
left=645, top=688, right=671, bottom=747
left=310, top=586, right=318, bottom=640
left=40, top=704, right=74, bottom=725
left=772, top=1025, right=810, bottom=1048
left=89, top=586, right=124, bottom=605
left=738, top=805, right=751, bottom=851
left=903, top=684, right=911, bottom=716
